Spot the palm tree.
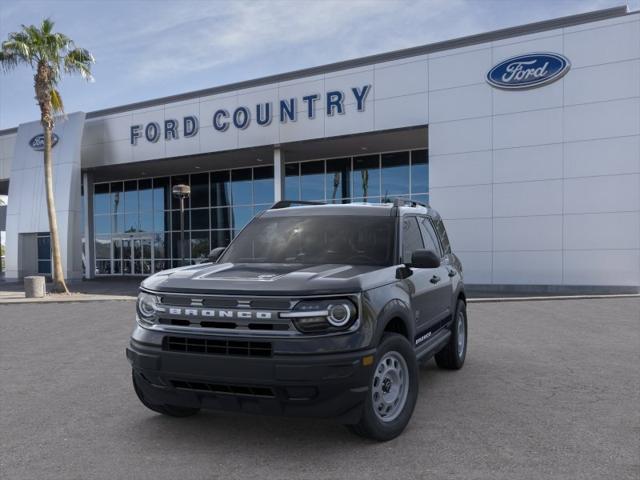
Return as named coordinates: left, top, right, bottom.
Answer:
left=0, top=19, right=94, bottom=293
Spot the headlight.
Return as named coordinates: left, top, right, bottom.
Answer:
left=136, top=292, right=159, bottom=326
left=281, top=298, right=357, bottom=333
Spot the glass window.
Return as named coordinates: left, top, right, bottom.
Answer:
left=153, top=210, right=169, bottom=232
left=231, top=169, right=252, bottom=205
left=38, top=260, right=52, bottom=274
left=211, top=230, right=232, bottom=249
left=402, top=217, right=424, bottom=264
left=37, top=234, right=51, bottom=259
left=190, top=231, right=210, bottom=262
left=231, top=206, right=254, bottom=230
left=171, top=210, right=190, bottom=231
left=96, top=260, right=111, bottom=275
left=211, top=207, right=231, bottom=229
left=190, top=208, right=210, bottom=230
left=171, top=175, right=190, bottom=209
left=284, top=163, right=299, bottom=200
left=124, top=212, right=139, bottom=233
left=95, top=236, right=111, bottom=259
left=253, top=166, right=274, bottom=204
left=190, top=173, right=209, bottom=208
left=124, top=180, right=138, bottom=213
left=353, top=155, right=380, bottom=201
left=418, top=217, right=441, bottom=256
left=210, top=171, right=231, bottom=208
left=113, top=238, right=123, bottom=262
left=111, top=182, right=123, bottom=218
left=326, top=158, right=350, bottom=203
left=94, top=183, right=110, bottom=215
left=171, top=231, right=190, bottom=260
left=138, top=179, right=153, bottom=212
left=220, top=216, right=395, bottom=266
left=153, top=177, right=171, bottom=211
left=433, top=217, right=451, bottom=254
left=381, top=151, right=410, bottom=198
left=300, top=161, right=325, bottom=201
left=153, top=233, right=169, bottom=259
left=94, top=215, right=111, bottom=235
left=154, top=260, right=170, bottom=273
left=411, top=149, right=428, bottom=194
left=139, top=212, right=153, bottom=232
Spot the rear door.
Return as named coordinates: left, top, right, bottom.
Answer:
left=400, top=216, right=442, bottom=339
left=417, top=216, right=453, bottom=330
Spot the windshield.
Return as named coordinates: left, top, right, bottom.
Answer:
left=220, top=215, right=396, bottom=266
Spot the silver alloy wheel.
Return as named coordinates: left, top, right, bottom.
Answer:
left=371, top=351, right=409, bottom=423
left=457, top=310, right=466, bottom=359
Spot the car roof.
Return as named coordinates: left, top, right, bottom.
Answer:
left=261, top=201, right=439, bottom=218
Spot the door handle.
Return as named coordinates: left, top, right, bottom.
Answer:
left=430, top=275, right=441, bottom=284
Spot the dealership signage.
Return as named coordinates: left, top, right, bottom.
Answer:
left=130, top=84, right=372, bottom=145
left=487, top=53, right=570, bottom=90
left=29, top=133, right=59, bottom=151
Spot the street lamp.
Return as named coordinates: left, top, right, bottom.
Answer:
left=172, top=184, right=191, bottom=266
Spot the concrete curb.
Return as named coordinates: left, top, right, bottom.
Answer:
left=0, top=295, right=136, bottom=304
left=468, top=293, right=640, bottom=303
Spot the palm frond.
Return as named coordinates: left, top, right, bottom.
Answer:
left=51, top=88, right=64, bottom=114
left=64, top=47, right=94, bottom=81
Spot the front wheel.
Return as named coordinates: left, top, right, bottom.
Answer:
left=347, top=333, right=418, bottom=441
left=435, top=299, right=467, bottom=370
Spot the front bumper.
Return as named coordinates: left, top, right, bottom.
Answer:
left=126, top=332, right=376, bottom=423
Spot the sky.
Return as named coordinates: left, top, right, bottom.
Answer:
left=0, top=0, right=637, bottom=130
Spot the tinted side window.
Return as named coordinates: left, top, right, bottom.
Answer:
left=419, top=217, right=442, bottom=256
left=402, top=217, right=424, bottom=264
left=433, top=217, right=451, bottom=254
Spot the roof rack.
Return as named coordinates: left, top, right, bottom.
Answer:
left=271, top=200, right=326, bottom=209
left=384, top=197, right=429, bottom=208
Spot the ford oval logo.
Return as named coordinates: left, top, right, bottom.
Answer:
left=29, top=133, right=59, bottom=151
left=487, top=53, right=570, bottom=90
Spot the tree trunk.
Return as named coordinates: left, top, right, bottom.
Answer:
left=36, top=63, right=69, bottom=293
left=43, top=123, right=68, bottom=293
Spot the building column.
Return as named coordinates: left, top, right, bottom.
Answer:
left=273, top=146, right=285, bottom=202
left=82, top=171, right=95, bottom=279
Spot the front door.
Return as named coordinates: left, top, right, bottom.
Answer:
left=114, top=236, right=153, bottom=275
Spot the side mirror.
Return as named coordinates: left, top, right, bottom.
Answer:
left=208, top=247, right=226, bottom=263
left=409, top=249, right=441, bottom=269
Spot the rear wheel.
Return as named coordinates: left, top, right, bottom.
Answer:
left=132, top=370, right=200, bottom=417
left=347, top=333, right=418, bottom=441
left=435, top=299, right=467, bottom=370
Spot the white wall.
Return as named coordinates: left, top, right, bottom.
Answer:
left=0, top=133, right=15, bottom=181
left=80, top=57, right=430, bottom=168
left=428, top=13, right=640, bottom=288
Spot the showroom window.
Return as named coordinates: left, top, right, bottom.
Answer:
left=93, top=165, right=274, bottom=275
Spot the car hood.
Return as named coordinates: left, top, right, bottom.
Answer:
left=141, top=262, right=396, bottom=296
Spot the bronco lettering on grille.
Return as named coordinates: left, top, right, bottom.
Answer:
left=156, top=306, right=273, bottom=320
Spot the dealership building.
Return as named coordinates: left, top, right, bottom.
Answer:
left=0, top=6, right=638, bottom=292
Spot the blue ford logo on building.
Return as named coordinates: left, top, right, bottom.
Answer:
left=29, top=133, right=59, bottom=151
left=487, top=53, right=570, bottom=90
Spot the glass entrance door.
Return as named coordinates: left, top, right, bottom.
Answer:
left=113, top=236, right=153, bottom=275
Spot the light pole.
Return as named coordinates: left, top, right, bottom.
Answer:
left=172, top=184, right=191, bottom=267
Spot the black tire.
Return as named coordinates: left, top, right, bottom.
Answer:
left=132, top=370, right=200, bottom=418
left=435, top=299, right=467, bottom=370
left=347, top=333, right=418, bottom=441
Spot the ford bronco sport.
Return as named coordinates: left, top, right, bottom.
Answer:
left=126, top=198, right=467, bottom=441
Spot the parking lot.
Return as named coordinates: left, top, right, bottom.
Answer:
left=1, top=297, right=638, bottom=480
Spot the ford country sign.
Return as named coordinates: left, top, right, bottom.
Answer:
left=29, top=133, right=59, bottom=151
left=487, top=53, right=570, bottom=90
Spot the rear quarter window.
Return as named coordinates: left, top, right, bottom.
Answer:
left=433, top=217, right=451, bottom=254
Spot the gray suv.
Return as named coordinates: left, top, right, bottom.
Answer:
left=126, top=198, right=467, bottom=441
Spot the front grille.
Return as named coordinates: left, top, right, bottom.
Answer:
left=163, top=336, right=272, bottom=357
left=171, top=380, right=275, bottom=397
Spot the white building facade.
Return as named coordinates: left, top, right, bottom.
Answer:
left=0, top=6, right=638, bottom=292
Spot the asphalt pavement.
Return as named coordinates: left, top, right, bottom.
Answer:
left=1, top=298, right=638, bottom=480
